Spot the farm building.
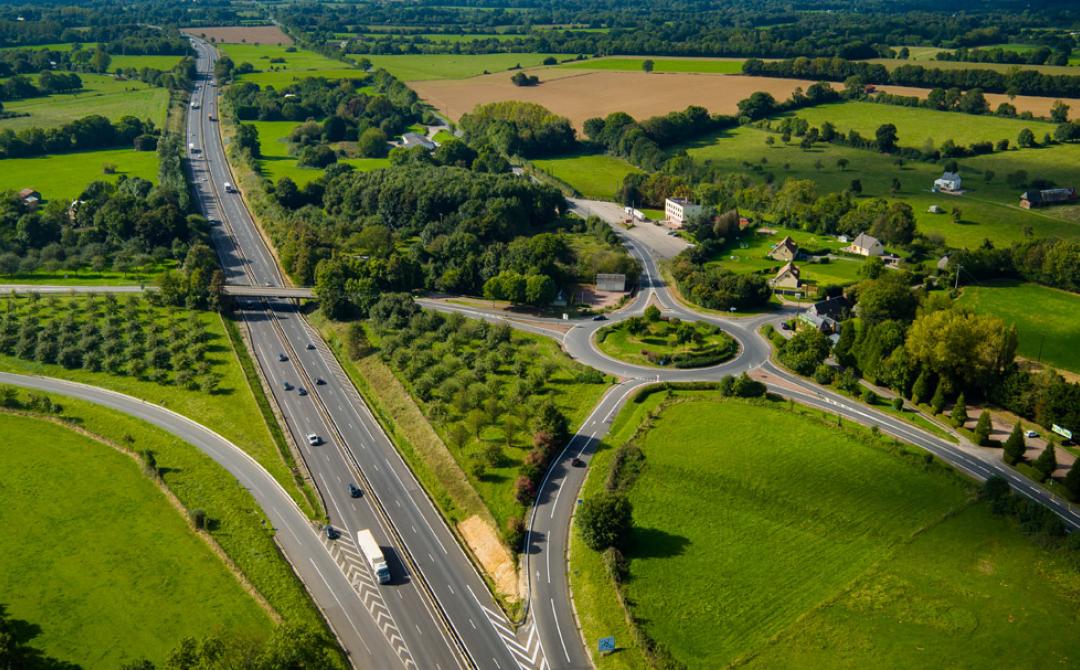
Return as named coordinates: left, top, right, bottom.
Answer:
left=595, top=273, right=627, bottom=292
left=768, top=236, right=799, bottom=262
left=401, top=132, right=436, bottom=150
left=18, top=188, right=40, bottom=209
left=664, top=197, right=704, bottom=228
left=933, top=171, right=962, bottom=193
left=846, top=232, right=884, bottom=257
left=1020, top=187, right=1077, bottom=209
left=770, top=262, right=801, bottom=289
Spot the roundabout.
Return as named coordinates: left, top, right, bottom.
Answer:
left=593, top=309, right=738, bottom=369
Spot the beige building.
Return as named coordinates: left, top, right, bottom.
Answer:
left=768, top=236, right=799, bottom=262
left=664, top=197, right=704, bottom=228
left=846, top=232, right=884, bottom=257
left=770, top=262, right=801, bottom=289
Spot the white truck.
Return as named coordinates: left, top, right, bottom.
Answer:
left=223, top=182, right=235, bottom=193
left=356, top=529, right=390, bottom=584
left=188, top=142, right=200, bottom=154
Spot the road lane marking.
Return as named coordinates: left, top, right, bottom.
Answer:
left=550, top=598, right=571, bottom=663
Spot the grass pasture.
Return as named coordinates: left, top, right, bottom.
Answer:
left=360, top=52, right=562, bottom=81
left=559, top=56, right=746, bottom=74
left=574, top=394, right=1080, bottom=668
left=0, top=413, right=272, bottom=668
left=682, top=124, right=1080, bottom=248
left=109, top=54, right=184, bottom=72
left=0, top=147, right=159, bottom=201
left=220, top=43, right=362, bottom=88
left=251, top=120, right=389, bottom=185
left=790, top=101, right=1055, bottom=150
left=0, top=73, right=169, bottom=131
left=531, top=152, right=640, bottom=199
left=704, top=226, right=866, bottom=287
left=957, top=282, right=1080, bottom=374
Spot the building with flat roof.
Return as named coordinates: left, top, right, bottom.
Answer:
left=664, top=197, right=704, bottom=228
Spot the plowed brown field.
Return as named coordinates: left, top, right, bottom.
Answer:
left=182, top=25, right=293, bottom=45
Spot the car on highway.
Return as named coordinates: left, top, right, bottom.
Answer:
left=1026, top=430, right=1039, bottom=438
left=278, top=352, right=288, bottom=362
left=348, top=484, right=362, bottom=498
left=324, top=525, right=340, bottom=540
left=307, top=433, right=322, bottom=446
left=315, top=377, right=326, bottom=385
left=306, top=343, right=316, bottom=350
left=283, top=381, right=293, bottom=391
left=592, top=314, right=607, bottom=321
left=208, top=114, right=216, bottom=122
left=297, top=387, right=308, bottom=396
left=571, top=457, right=586, bottom=468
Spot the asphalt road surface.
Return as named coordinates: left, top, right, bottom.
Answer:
left=186, top=38, right=533, bottom=670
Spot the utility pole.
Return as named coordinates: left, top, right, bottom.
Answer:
left=954, top=263, right=961, bottom=291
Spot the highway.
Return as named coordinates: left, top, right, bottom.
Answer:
left=185, top=38, right=534, bottom=670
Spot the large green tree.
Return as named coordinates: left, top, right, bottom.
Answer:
left=577, top=491, right=633, bottom=551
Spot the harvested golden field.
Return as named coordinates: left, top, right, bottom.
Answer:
left=871, top=84, right=1074, bottom=118
left=412, top=71, right=822, bottom=129
left=182, top=25, right=293, bottom=45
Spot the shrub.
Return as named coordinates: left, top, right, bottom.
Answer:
left=577, top=491, right=633, bottom=551
left=189, top=508, right=207, bottom=530
left=891, top=396, right=904, bottom=411
left=514, top=475, right=537, bottom=505
left=1033, top=441, right=1058, bottom=482
left=504, top=516, right=526, bottom=550
left=602, top=547, right=629, bottom=583
left=950, top=393, right=967, bottom=427
left=973, top=410, right=993, bottom=447
left=1002, top=422, right=1025, bottom=464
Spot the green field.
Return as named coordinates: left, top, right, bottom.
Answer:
left=359, top=53, right=561, bottom=81
left=531, top=152, right=640, bottom=200
left=109, top=54, right=184, bottom=71
left=359, top=32, right=521, bottom=43
left=791, top=101, right=1055, bottom=150
left=575, top=394, right=1080, bottom=668
left=870, top=53, right=1079, bottom=76
left=560, top=56, right=745, bottom=74
left=221, top=43, right=364, bottom=88
left=705, top=226, right=866, bottom=286
left=958, top=282, right=1080, bottom=374
left=252, top=120, right=390, bottom=185
left=0, top=295, right=316, bottom=518
left=683, top=124, right=1080, bottom=248
left=0, top=413, right=271, bottom=668
left=595, top=317, right=736, bottom=368
left=0, top=147, right=159, bottom=201
left=0, top=73, right=169, bottom=131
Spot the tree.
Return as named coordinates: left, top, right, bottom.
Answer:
left=1017, top=128, right=1035, bottom=148
left=930, top=378, right=947, bottom=415
left=1064, top=460, right=1080, bottom=502
left=973, top=410, right=993, bottom=447
left=849, top=178, right=862, bottom=195
left=1050, top=100, right=1070, bottom=124
left=779, top=328, right=831, bottom=376
left=905, top=308, right=1017, bottom=393
left=642, top=59, right=654, bottom=73
left=356, top=127, right=388, bottom=158
left=1033, top=440, right=1057, bottom=481
left=911, top=369, right=932, bottom=404
left=644, top=304, right=661, bottom=322
left=524, top=274, right=557, bottom=306
left=576, top=492, right=633, bottom=551
left=1003, top=423, right=1027, bottom=465
left=836, top=158, right=849, bottom=170
left=875, top=123, right=898, bottom=152
left=950, top=393, right=967, bottom=427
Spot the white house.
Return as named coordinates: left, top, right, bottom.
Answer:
left=770, top=262, right=801, bottom=289
left=846, top=232, right=884, bottom=257
left=401, top=132, right=435, bottom=151
left=933, top=171, right=962, bottom=193
left=664, top=197, right=703, bottom=228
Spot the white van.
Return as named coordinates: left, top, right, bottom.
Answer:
left=224, top=182, right=235, bottom=193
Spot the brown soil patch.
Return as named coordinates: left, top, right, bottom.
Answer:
left=183, top=25, right=293, bottom=45
left=459, top=515, right=519, bottom=601
left=570, top=284, right=626, bottom=310
left=412, top=72, right=824, bottom=130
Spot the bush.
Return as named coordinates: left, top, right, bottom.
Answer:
left=1033, top=441, right=1057, bottom=482
left=891, top=396, right=904, bottom=411
left=577, top=491, right=633, bottom=551
left=602, top=546, right=629, bottom=583
left=860, top=386, right=876, bottom=404
left=950, top=393, right=967, bottom=427
left=731, top=372, right=766, bottom=398
left=504, top=516, right=526, bottom=550
left=973, top=410, right=992, bottom=446
left=189, top=508, right=207, bottom=530
left=813, top=364, right=835, bottom=385
left=1002, top=422, right=1025, bottom=464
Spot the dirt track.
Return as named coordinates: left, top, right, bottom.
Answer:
left=412, top=71, right=824, bottom=129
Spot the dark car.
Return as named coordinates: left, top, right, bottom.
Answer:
left=348, top=484, right=362, bottom=499
left=571, top=457, right=586, bottom=468
left=282, top=381, right=293, bottom=391
left=297, top=387, right=307, bottom=396
left=592, top=315, right=608, bottom=321
left=325, top=525, right=340, bottom=540
left=306, top=343, right=316, bottom=350
left=278, top=352, right=288, bottom=362
left=315, top=377, right=326, bottom=386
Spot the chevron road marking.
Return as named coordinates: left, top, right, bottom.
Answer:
left=322, top=533, right=417, bottom=670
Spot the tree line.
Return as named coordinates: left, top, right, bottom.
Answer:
left=0, top=113, right=158, bottom=158
left=460, top=100, right=576, bottom=159
left=744, top=56, right=1080, bottom=100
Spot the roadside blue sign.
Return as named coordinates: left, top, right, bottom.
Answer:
left=599, top=636, right=616, bottom=653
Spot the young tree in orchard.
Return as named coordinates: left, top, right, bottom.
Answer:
left=1002, top=422, right=1025, bottom=464
left=973, top=410, right=993, bottom=447
left=577, top=491, right=633, bottom=551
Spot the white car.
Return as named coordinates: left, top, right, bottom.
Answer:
left=307, top=434, right=322, bottom=446
left=1025, top=430, right=1039, bottom=438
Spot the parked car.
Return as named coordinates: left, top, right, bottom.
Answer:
left=1025, top=430, right=1039, bottom=438
left=325, top=525, right=340, bottom=540
left=348, top=484, right=362, bottom=499
left=592, top=315, right=607, bottom=321
left=307, top=433, right=321, bottom=446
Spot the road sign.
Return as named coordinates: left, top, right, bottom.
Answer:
left=599, top=636, right=616, bottom=653
left=1052, top=424, right=1073, bottom=440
